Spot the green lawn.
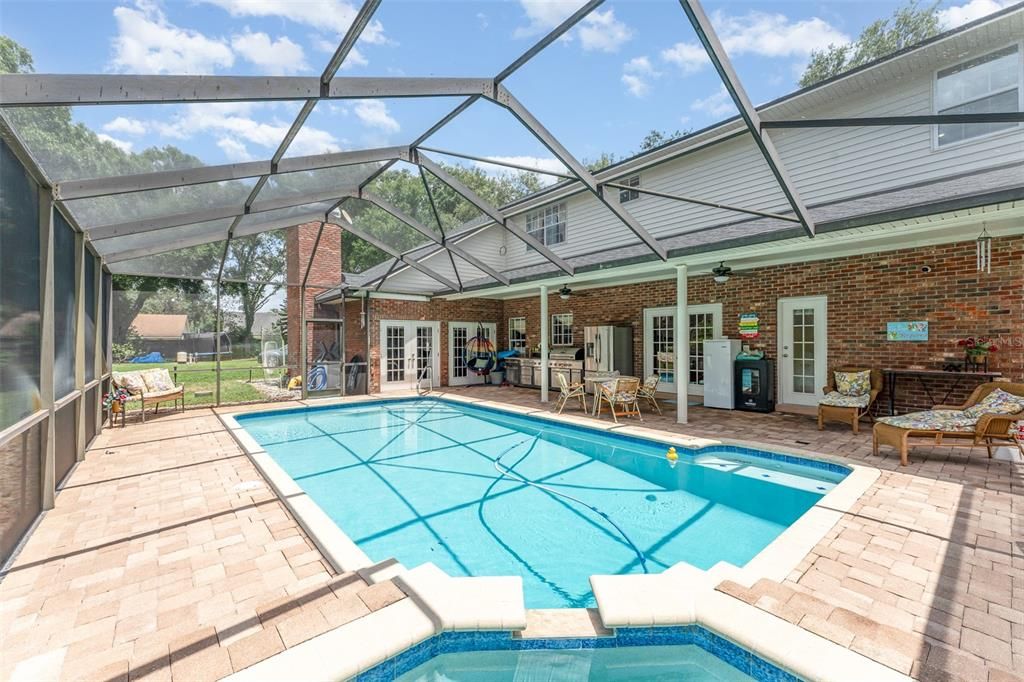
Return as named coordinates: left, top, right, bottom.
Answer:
left=113, top=358, right=289, bottom=407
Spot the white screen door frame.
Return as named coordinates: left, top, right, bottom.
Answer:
left=777, top=296, right=828, bottom=407
left=379, top=320, right=440, bottom=392
left=644, top=304, right=721, bottom=396
left=449, top=322, right=497, bottom=386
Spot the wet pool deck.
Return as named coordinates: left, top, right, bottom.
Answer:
left=1, top=387, right=1020, bottom=681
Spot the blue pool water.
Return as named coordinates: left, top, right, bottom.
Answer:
left=237, top=398, right=847, bottom=608
left=394, top=646, right=754, bottom=681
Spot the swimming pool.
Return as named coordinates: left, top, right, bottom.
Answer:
left=236, top=398, right=848, bottom=608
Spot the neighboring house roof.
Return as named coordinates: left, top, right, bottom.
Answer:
left=251, top=311, right=279, bottom=336
left=132, top=314, right=188, bottom=339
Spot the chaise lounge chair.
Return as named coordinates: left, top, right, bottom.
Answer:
left=873, top=382, right=1024, bottom=466
left=112, top=368, right=185, bottom=423
left=818, top=367, right=882, bottom=433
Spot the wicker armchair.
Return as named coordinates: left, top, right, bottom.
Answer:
left=817, top=367, right=882, bottom=433
left=873, top=381, right=1024, bottom=466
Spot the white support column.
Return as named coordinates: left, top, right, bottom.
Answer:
left=39, top=192, right=56, bottom=510
left=74, top=231, right=86, bottom=461
left=93, top=253, right=103, bottom=435
left=676, top=265, right=689, bottom=424
left=539, top=285, right=549, bottom=403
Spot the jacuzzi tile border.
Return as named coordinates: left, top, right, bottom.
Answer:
left=353, top=626, right=801, bottom=682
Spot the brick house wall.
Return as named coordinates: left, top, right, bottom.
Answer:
left=500, top=236, right=1023, bottom=413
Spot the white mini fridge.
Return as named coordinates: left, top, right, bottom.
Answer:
left=703, top=339, right=742, bottom=409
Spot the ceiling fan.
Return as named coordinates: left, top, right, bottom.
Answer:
left=558, top=284, right=572, bottom=300
left=711, top=262, right=750, bottom=284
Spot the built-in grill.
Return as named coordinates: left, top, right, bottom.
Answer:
left=506, top=348, right=583, bottom=389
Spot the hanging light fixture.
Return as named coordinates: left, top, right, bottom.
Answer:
left=976, top=224, right=992, bottom=274
left=558, top=284, right=572, bottom=300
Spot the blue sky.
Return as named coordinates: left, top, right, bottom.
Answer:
left=1, top=0, right=1014, bottom=178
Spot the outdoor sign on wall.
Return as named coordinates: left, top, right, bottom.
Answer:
left=739, top=313, right=760, bottom=339
left=886, top=321, right=929, bottom=341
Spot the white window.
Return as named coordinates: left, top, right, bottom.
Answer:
left=935, top=45, right=1020, bottom=147
left=509, top=317, right=527, bottom=350
left=526, top=202, right=567, bottom=247
left=551, top=313, right=573, bottom=346
left=619, top=175, right=640, bottom=203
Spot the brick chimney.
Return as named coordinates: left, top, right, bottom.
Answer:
left=285, top=221, right=344, bottom=371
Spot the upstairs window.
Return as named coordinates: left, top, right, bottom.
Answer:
left=935, top=45, right=1020, bottom=147
left=619, top=175, right=640, bottom=203
left=526, top=202, right=567, bottom=247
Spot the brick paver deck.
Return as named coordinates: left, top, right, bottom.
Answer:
left=0, top=406, right=408, bottom=681
left=0, top=391, right=1020, bottom=681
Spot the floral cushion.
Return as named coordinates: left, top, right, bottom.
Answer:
left=608, top=392, right=638, bottom=403
left=141, top=368, right=175, bottom=393
left=834, top=370, right=871, bottom=397
left=963, top=388, right=1024, bottom=418
left=112, top=371, right=147, bottom=395
left=820, top=391, right=870, bottom=408
left=876, top=410, right=977, bottom=433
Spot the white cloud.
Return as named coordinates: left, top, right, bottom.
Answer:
left=231, top=30, right=308, bottom=74
left=660, top=42, right=707, bottom=74
left=472, top=155, right=565, bottom=186
left=352, top=100, right=400, bottom=133
left=217, top=136, right=252, bottom=161
left=142, top=102, right=342, bottom=158
left=199, top=0, right=387, bottom=44
left=691, top=86, right=735, bottom=118
left=513, top=0, right=583, bottom=38
left=110, top=1, right=234, bottom=74
left=97, top=133, right=134, bottom=153
left=712, top=10, right=849, bottom=58
left=578, top=9, right=633, bottom=53
left=938, top=0, right=1014, bottom=28
left=621, top=56, right=660, bottom=97
left=103, top=116, right=147, bottom=135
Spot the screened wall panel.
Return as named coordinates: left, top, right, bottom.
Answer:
left=0, top=139, right=42, bottom=430
left=102, top=271, right=112, bottom=374
left=85, top=387, right=97, bottom=446
left=53, top=211, right=77, bottom=399
left=84, top=253, right=97, bottom=383
left=55, top=401, right=77, bottom=487
left=0, top=421, right=42, bottom=562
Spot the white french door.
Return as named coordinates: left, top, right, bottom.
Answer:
left=643, top=304, right=722, bottom=396
left=379, top=320, right=440, bottom=392
left=778, top=296, right=828, bottom=407
left=448, top=322, right=497, bottom=386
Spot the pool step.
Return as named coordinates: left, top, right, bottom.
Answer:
left=514, top=608, right=613, bottom=640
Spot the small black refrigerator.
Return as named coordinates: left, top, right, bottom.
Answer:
left=734, top=358, right=775, bottom=413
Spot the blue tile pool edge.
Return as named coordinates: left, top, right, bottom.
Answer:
left=352, top=625, right=802, bottom=682
left=233, top=395, right=851, bottom=478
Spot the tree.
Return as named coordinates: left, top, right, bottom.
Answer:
left=800, top=1, right=940, bottom=87
left=639, top=129, right=689, bottom=151
left=220, top=232, right=287, bottom=342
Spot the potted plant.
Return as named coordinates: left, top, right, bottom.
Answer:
left=957, top=337, right=998, bottom=370
left=103, top=387, right=130, bottom=413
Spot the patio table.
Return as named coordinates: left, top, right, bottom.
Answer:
left=883, top=368, right=1002, bottom=416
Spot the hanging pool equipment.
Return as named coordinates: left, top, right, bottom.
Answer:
left=464, top=324, right=497, bottom=382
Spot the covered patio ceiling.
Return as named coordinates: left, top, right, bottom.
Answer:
left=2, top=0, right=1022, bottom=296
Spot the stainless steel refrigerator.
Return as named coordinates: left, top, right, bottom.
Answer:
left=584, top=326, right=633, bottom=375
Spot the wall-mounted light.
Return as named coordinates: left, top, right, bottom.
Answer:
left=558, top=285, right=572, bottom=300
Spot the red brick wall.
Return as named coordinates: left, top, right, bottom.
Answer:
left=346, top=297, right=503, bottom=392
left=500, top=236, right=1023, bottom=412
left=285, top=221, right=344, bottom=371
